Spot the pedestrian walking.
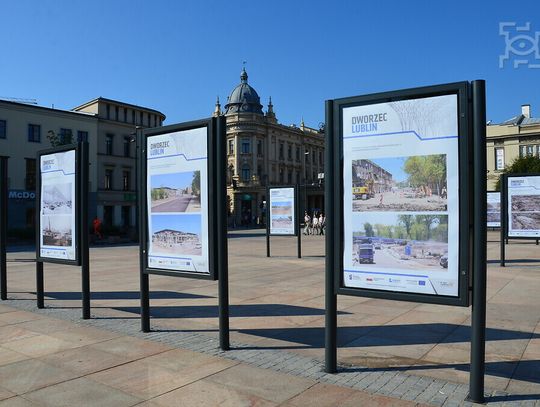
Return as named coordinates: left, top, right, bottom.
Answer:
left=303, top=211, right=311, bottom=235
left=312, top=212, right=319, bottom=235
left=319, top=213, right=325, bottom=236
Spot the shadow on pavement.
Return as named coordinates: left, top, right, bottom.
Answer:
left=36, top=291, right=212, bottom=300
left=113, top=304, right=349, bottom=318
left=231, top=324, right=539, bottom=348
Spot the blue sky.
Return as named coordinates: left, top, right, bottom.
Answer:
left=151, top=214, right=201, bottom=235
left=1, top=1, right=539, bottom=127
left=371, top=157, right=408, bottom=183
left=151, top=171, right=195, bottom=190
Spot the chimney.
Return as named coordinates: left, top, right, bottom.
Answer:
left=521, top=104, right=531, bottom=118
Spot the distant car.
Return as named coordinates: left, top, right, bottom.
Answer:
left=440, top=253, right=448, bottom=268
left=374, top=243, right=381, bottom=250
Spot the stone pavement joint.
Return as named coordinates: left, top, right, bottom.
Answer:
left=0, top=295, right=534, bottom=406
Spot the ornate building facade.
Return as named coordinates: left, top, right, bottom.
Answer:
left=215, top=69, right=325, bottom=226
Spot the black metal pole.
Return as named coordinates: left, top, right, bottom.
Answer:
left=467, top=80, right=487, bottom=404
left=80, top=142, right=91, bottom=319
left=0, top=157, right=8, bottom=300
left=297, top=185, right=301, bottom=258
left=325, top=100, right=337, bottom=373
left=36, top=261, right=44, bottom=308
left=500, top=174, right=506, bottom=267
left=266, top=201, right=270, bottom=257
left=138, top=128, right=151, bottom=333
left=217, top=115, right=230, bottom=351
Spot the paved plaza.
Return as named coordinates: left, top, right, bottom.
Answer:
left=0, top=230, right=539, bottom=406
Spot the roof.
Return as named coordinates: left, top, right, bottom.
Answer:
left=0, top=99, right=96, bottom=120
left=72, top=97, right=166, bottom=119
left=224, top=69, right=263, bottom=115
left=499, top=115, right=540, bottom=127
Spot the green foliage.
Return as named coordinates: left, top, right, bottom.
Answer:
left=403, top=154, right=446, bottom=194
left=364, top=222, right=374, bottom=237
left=192, top=171, right=200, bottom=196
left=494, top=155, right=540, bottom=190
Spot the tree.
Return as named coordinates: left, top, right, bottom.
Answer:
left=398, top=215, right=414, bottom=238
left=495, top=155, right=540, bottom=190
left=192, top=171, right=201, bottom=196
left=403, top=154, right=446, bottom=195
left=364, top=222, right=374, bottom=237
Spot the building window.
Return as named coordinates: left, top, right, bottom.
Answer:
left=279, top=143, right=284, bottom=160
left=25, top=158, right=36, bottom=190
left=154, top=115, right=157, bottom=127
left=124, top=108, right=128, bottom=123
left=77, top=131, right=88, bottom=142
left=288, top=144, right=292, bottom=160
left=279, top=168, right=284, bottom=184
left=59, top=128, right=73, bottom=145
left=296, top=146, right=300, bottom=161
left=0, top=120, right=6, bottom=138
left=296, top=171, right=300, bottom=183
left=241, top=165, right=250, bottom=181
left=147, top=114, right=151, bottom=127
left=520, top=144, right=538, bottom=158
left=305, top=150, right=310, bottom=163
left=319, top=151, right=323, bottom=166
left=228, top=140, right=234, bottom=155
left=132, top=110, right=135, bottom=124
left=257, top=140, right=263, bottom=156
left=122, top=170, right=130, bottom=191
left=103, top=205, right=114, bottom=226
left=495, top=147, right=505, bottom=170
left=241, top=139, right=250, bottom=154
left=287, top=171, right=292, bottom=184
left=123, top=136, right=131, bottom=157
left=106, top=134, right=114, bottom=155
left=115, top=106, right=119, bottom=121
left=28, top=124, right=41, bottom=142
left=313, top=149, right=317, bottom=165
left=105, top=169, right=113, bottom=190
left=139, top=111, right=143, bottom=125
left=121, top=206, right=131, bottom=227
left=106, top=104, right=110, bottom=120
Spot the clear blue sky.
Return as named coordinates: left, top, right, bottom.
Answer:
left=151, top=171, right=195, bottom=190
left=152, top=214, right=201, bottom=235
left=1, top=0, right=539, bottom=127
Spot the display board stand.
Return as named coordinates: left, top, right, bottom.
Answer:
left=138, top=117, right=229, bottom=351
left=0, top=156, right=8, bottom=300
left=500, top=173, right=540, bottom=267
left=35, top=142, right=90, bottom=319
left=325, top=81, right=487, bottom=404
left=266, top=185, right=301, bottom=258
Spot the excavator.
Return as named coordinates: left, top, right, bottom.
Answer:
left=352, top=178, right=374, bottom=200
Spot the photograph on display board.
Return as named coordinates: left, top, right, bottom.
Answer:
left=150, top=171, right=201, bottom=213
left=151, top=214, right=202, bottom=256
left=351, top=214, right=449, bottom=272
left=511, top=212, right=540, bottom=230
left=352, top=155, right=447, bottom=212
left=42, top=215, right=73, bottom=247
left=41, top=183, right=72, bottom=215
left=271, top=201, right=293, bottom=215
left=271, top=215, right=293, bottom=230
left=508, top=176, right=540, bottom=235
left=487, top=197, right=500, bottom=223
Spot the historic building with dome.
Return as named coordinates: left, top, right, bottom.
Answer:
left=214, top=68, right=325, bottom=227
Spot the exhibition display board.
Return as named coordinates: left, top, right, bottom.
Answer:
left=334, top=82, right=471, bottom=306
left=487, top=191, right=501, bottom=228
left=269, top=186, right=297, bottom=236
left=35, top=142, right=90, bottom=319
left=142, top=121, right=215, bottom=279
left=36, top=145, right=81, bottom=265
left=138, top=117, right=229, bottom=350
left=504, top=174, right=540, bottom=238
left=325, top=80, right=487, bottom=403
left=266, top=185, right=301, bottom=258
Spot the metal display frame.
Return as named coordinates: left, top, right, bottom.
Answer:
left=140, top=119, right=217, bottom=281
left=333, top=82, right=471, bottom=307
left=500, top=173, right=540, bottom=266
left=35, top=142, right=90, bottom=318
left=0, top=156, right=8, bottom=300
left=325, top=80, right=487, bottom=404
left=138, top=117, right=230, bottom=350
left=266, top=185, right=301, bottom=258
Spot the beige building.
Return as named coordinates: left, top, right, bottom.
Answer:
left=0, top=97, right=165, bottom=234
left=486, top=104, right=540, bottom=190
left=215, top=69, right=325, bottom=226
